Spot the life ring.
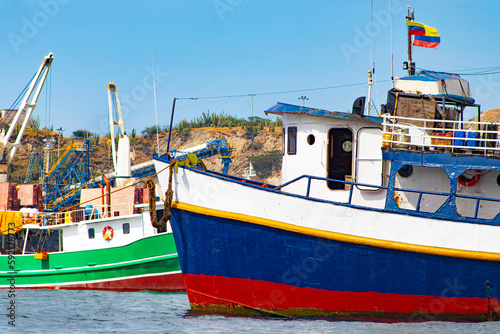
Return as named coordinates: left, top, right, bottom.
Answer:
left=458, top=172, right=481, bottom=186
left=102, top=226, right=114, bottom=241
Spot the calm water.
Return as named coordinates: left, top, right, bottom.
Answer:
left=0, top=290, right=498, bottom=333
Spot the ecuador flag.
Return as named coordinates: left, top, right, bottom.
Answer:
left=407, top=21, right=426, bottom=35
left=407, top=20, right=440, bottom=48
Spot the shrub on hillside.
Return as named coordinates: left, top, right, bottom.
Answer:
left=248, top=150, right=282, bottom=179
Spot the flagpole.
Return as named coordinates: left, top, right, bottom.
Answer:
left=406, top=6, right=415, bottom=75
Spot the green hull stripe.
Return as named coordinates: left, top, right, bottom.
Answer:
left=0, top=233, right=181, bottom=286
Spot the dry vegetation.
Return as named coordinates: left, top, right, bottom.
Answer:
left=10, top=126, right=283, bottom=185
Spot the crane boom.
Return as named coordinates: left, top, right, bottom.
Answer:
left=0, top=53, right=54, bottom=182
left=107, top=81, right=131, bottom=186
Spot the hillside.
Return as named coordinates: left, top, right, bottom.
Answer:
left=9, top=126, right=283, bottom=185
left=470, top=108, right=500, bottom=123
left=11, top=107, right=500, bottom=186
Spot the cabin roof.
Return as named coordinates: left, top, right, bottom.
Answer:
left=395, top=70, right=475, bottom=104
left=398, top=70, right=463, bottom=82
left=264, top=102, right=382, bottom=124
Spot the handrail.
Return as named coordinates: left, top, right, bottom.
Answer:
left=382, top=114, right=500, bottom=153
left=43, top=202, right=136, bottom=225
left=276, top=173, right=500, bottom=220
left=277, top=174, right=384, bottom=206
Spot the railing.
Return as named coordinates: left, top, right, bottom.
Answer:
left=43, top=203, right=135, bottom=225
left=276, top=174, right=385, bottom=206
left=392, top=186, right=500, bottom=219
left=276, top=174, right=500, bottom=221
left=381, top=115, right=500, bottom=154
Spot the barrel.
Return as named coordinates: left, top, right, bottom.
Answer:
left=382, top=131, right=393, bottom=148
left=454, top=131, right=465, bottom=147
left=466, top=132, right=479, bottom=147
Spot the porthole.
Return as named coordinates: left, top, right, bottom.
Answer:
left=88, top=228, right=95, bottom=239
left=342, top=140, right=352, bottom=153
left=307, top=134, right=315, bottom=145
left=497, top=174, right=500, bottom=187
left=397, top=165, right=413, bottom=178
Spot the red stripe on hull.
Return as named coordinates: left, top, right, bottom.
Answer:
left=184, top=274, right=500, bottom=320
left=21, top=273, right=185, bottom=293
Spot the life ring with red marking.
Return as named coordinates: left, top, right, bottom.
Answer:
left=102, top=226, right=114, bottom=241
left=458, top=173, right=480, bottom=186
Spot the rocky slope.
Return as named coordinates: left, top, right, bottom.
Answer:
left=10, top=126, right=283, bottom=185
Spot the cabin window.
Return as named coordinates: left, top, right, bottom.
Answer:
left=307, top=134, right=315, bottom=145
left=88, top=228, right=95, bottom=239
left=23, top=230, right=60, bottom=254
left=327, top=128, right=353, bottom=189
left=123, top=223, right=130, bottom=234
left=287, top=127, right=297, bottom=155
left=282, top=128, right=285, bottom=155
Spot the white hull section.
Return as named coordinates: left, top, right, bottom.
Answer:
left=155, top=159, right=500, bottom=254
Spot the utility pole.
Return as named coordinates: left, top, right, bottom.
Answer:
left=250, top=94, right=255, bottom=118
left=298, top=95, right=309, bottom=106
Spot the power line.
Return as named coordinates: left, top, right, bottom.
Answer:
left=418, top=66, right=500, bottom=76
left=175, top=80, right=392, bottom=101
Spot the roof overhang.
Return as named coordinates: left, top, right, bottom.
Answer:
left=265, top=102, right=382, bottom=125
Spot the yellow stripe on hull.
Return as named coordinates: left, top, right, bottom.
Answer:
left=173, top=201, right=500, bottom=262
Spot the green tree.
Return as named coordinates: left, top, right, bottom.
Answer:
left=73, top=130, right=87, bottom=139
left=248, top=150, right=282, bottom=179
left=141, top=126, right=160, bottom=137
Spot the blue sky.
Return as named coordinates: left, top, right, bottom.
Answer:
left=1, top=0, right=500, bottom=137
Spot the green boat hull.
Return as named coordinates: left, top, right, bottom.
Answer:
left=0, top=232, right=184, bottom=292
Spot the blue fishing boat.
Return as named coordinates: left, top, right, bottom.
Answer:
left=154, top=12, right=500, bottom=321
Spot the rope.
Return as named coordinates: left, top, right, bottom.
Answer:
left=148, top=159, right=176, bottom=228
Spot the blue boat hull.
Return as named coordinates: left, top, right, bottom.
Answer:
left=171, top=204, right=500, bottom=320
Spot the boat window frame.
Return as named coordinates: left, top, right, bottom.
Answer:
left=287, top=126, right=297, bottom=155
left=282, top=127, right=285, bottom=155
left=88, top=228, right=95, bottom=239
left=123, top=223, right=130, bottom=234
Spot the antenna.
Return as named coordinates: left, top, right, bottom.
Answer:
left=250, top=94, right=255, bottom=118
left=390, top=0, right=394, bottom=87
left=366, top=0, right=374, bottom=115
left=152, top=51, right=160, bottom=154
left=370, top=0, right=373, bottom=70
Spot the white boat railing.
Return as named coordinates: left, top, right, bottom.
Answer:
left=381, top=114, right=500, bottom=153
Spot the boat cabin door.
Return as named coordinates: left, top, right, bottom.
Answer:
left=327, top=128, right=353, bottom=189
